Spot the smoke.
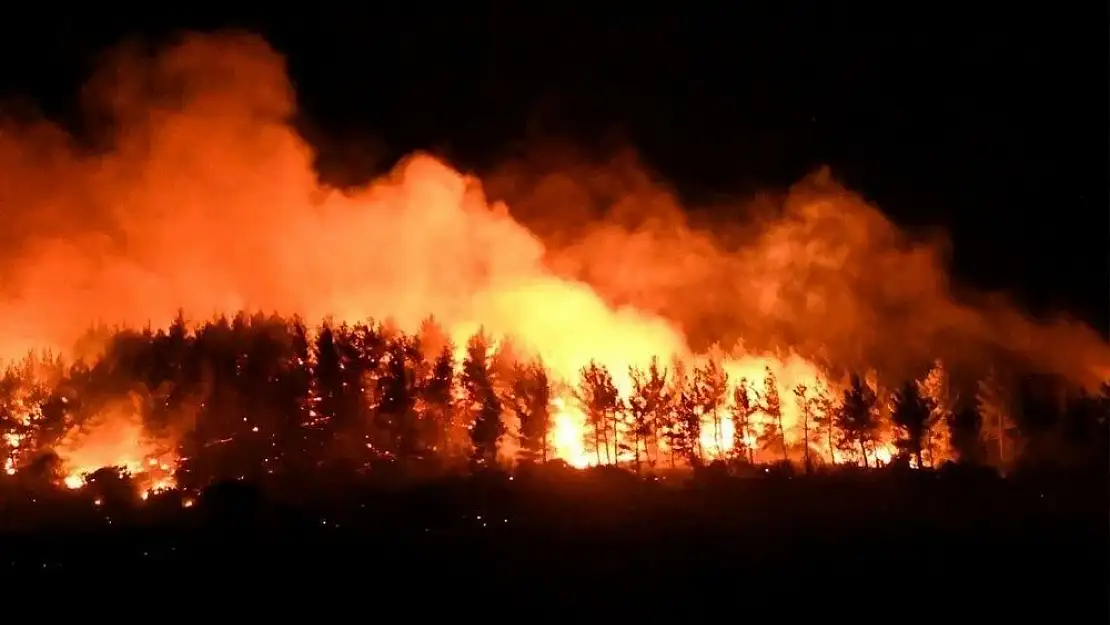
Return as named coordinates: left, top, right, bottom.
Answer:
left=0, top=32, right=688, bottom=386
left=487, top=147, right=1110, bottom=389
left=0, top=30, right=1105, bottom=395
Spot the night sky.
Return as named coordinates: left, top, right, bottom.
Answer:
left=0, top=8, right=1104, bottom=332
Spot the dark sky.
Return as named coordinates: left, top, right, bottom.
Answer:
left=0, top=8, right=1105, bottom=331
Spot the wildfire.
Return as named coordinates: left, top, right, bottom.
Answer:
left=0, top=31, right=1103, bottom=495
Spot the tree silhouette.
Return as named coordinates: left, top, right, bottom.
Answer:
left=311, top=320, right=345, bottom=455
left=694, top=358, right=729, bottom=459
left=281, top=316, right=314, bottom=472
left=462, top=331, right=503, bottom=469
left=666, top=361, right=701, bottom=466
left=509, top=360, right=551, bottom=464
left=793, top=383, right=815, bottom=473
left=730, top=378, right=759, bottom=465
left=577, top=361, right=622, bottom=465
left=837, top=374, right=880, bottom=467
left=976, top=372, right=1015, bottom=470
left=421, top=343, right=456, bottom=459
left=918, top=361, right=956, bottom=466
left=629, top=357, right=669, bottom=471
left=891, top=379, right=934, bottom=469
left=379, top=335, right=420, bottom=460
left=758, top=368, right=787, bottom=463
left=806, top=382, right=837, bottom=467
left=949, top=401, right=984, bottom=465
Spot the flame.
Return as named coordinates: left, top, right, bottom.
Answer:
left=52, top=399, right=178, bottom=497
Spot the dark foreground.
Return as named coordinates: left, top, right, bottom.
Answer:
left=1, top=466, right=1105, bottom=616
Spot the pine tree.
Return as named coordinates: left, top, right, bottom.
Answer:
left=808, top=381, right=838, bottom=466
left=891, top=379, right=934, bottom=469
left=510, top=360, right=551, bottom=464
left=759, top=367, right=788, bottom=463
left=378, top=336, right=419, bottom=459
left=577, top=361, right=622, bottom=465
left=462, top=331, right=503, bottom=469
left=694, top=358, right=729, bottom=459
left=837, top=373, right=880, bottom=467
left=731, top=378, right=759, bottom=464
left=918, top=361, right=955, bottom=466
left=793, top=383, right=815, bottom=472
left=421, top=343, right=456, bottom=457
left=976, top=371, right=1015, bottom=470
left=629, top=358, right=670, bottom=471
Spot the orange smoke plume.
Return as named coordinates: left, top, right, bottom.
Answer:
left=0, top=30, right=1104, bottom=403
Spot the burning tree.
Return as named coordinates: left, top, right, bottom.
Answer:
left=793, top=383, right=816, bottom=472
left=629, top=357, right=670, bottom=470
left=891, top=379, right=935, bottom=468
left=758, top=367, right=787, bottom=463
left=808, top=382, right=838, bottom=467
left=837, top=374, right=880, bottom=467
left=420, top=343, right=457, bottom=458
left=976, top=371, right=1015, bottom=470
left=730, top=378, right=759, bottom=465
left=577, top=361, right=623, bottom=465
left=694, top=358, right=729, bottom=459
left=509, top=360, right=551, bottom=464
left=462, top=331, right=504, bottom=469
left=378, top=336, right=421, bottom=460
left=666, top=361, right=702, bottom=466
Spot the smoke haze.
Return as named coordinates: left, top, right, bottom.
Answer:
left=0, top=31, right=1105, bottom=392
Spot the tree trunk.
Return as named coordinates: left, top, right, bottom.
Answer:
left=633, top=432, right=641, bottom=474
left=744, top=414, right=754, bottom=464
left=778, top=415, right=788, bottom=463
left=594, top=422, right=602, bottom=466
left=858, top=439, right=869, bottom=468
left=802, top=407, right=811, bottom=474
left=713, top=410, right=721, bottom=458
left=613, top=418, right=620, bottom=465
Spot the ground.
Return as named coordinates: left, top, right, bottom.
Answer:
left=0, top=465, right=1104, bottom=616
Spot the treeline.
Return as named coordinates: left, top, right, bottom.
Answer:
left=0, top=312, right=1106, bottom=490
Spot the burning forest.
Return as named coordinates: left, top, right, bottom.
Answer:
left=0, top=32, right=1107, bottom=507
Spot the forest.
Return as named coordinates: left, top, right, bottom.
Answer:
left=1, top=310, right=1106, bottom=507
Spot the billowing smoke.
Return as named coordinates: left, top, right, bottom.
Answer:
left=0, top=30, right=1105, bottom=396
left=487, top=147, right=1110, bottom=389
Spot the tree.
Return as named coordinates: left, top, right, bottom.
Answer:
left=666, top=361, right=701, bottom=466
left=948, top=402, right=984, bottom=465
left=312, top=321, right=345, bottom=433
left=891, top=379, right=934, bottom=469
left=693, top=359, right=729, bottom=459
left=793, top=383, right=815, bottom=473
left=279, top=316, right=314, bottom=471
left=758, top=368, right=788, bottom=463
left=509, top=361, right=551, bottom=464
left=976, top=372, right=1015, bottom=470
left=577, top=361, right=622, bottom=465
left=378, top=336, right=420, bottom=459
left=629, top=357, right=670, bottom=471
left=420, top=343, right=456, bottom=457
left=918, top=361, right=956, bottom=466
left=808, top=382, right=838, bottom=466
left=837, top=373, right=880, bottom=467
left=462, top=331, right=503, bottom=468
left=730, top=378, right=759, bottom=464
